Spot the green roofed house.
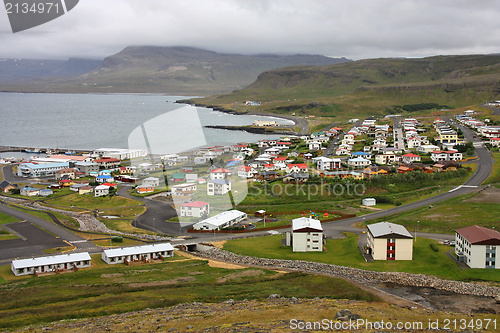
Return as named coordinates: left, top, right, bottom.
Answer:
left=172, top=173, right=185, bottom=183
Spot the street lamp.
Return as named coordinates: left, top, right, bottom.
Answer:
left=415, top=220, right=419, bottom=242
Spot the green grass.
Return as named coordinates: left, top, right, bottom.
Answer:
left=0, top=256, right=378, bottom=330
left=0, top=212, right=19, bottom=225
left=223, top=233, right=500, bottom=284
left=484, top=152, right=500, bottom=184
left=43, top=191, right=141, bottom=211
left=369, top=191, right=500, bottom=234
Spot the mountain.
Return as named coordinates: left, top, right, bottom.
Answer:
left=0, top=58, right=102, bottom=82
left=0, top=46, right=349, bottom=95
left=190, top=54, right=500, bottom=117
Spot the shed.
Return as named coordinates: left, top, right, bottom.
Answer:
left=362, top=198, right=376, bottom=206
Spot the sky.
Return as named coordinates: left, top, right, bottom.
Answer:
left=1, top=0, right=499, bottom=61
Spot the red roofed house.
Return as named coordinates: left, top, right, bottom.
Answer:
left=94, top=158, right=121, bottom=169
left=180, top=201, right=209, bottom=218
left=490, top=138, right=500, bottom=147
left=401, top=153, right=421, bottom=164
left=430, top=150, right=463, bottom=162
left=455, top=225, right=500, bottom=269
left=286, top=163, right=309, bottom=174
left=238, top=165, right=257, bottom=179
left=210, top=168, right=231, bottom=180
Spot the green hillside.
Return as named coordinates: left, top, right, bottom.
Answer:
left=189, top=54, right=500, bottom=118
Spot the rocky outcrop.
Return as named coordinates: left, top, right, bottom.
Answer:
left=196, top=246, right=500, bottom=298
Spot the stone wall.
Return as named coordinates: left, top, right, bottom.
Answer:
left=196, top=246, right=500, bottom=298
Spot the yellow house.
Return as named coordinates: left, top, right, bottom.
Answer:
left=366, top=222, right=413, bottom=260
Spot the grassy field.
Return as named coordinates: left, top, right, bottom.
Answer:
left=368, top=189, right=500, bottom=234
left=484, top=152, right=500, bottom=184
left=0, top=254, right=378, bottom=330
left=43, top=192, right=143, bottom=211
left=0, top=212, right=19, bottom=225
left=223, top=233, right=500, bottom=284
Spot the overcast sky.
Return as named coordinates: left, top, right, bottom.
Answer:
left=1, top=0, right=499, bottom=60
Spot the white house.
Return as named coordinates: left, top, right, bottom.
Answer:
left=238, top=165, right=258, bottom=178
left=375, top=152, right=400, bottom=165
left=11, top=252, right=91, bottom=276
left=102, top=243, right=174, bottom=265
left=362, top=198, right=376, bottom=206
left=285, top=163, right=309, bottom=174
left=286, top=217, right=323, bottom=252
left=431, top=150, right=463, bottom=162
left=210, top=168, right=232, bottom=180
left=401, top=153, right=421, bottom=164
left=455, top=225, right=500, bottom=269
left=94, top=185, right=110, bottom=197
left=142, top=177, right=160, bottom=187
left=171, top=183, right=197, bottom=196
left=309, top=141, right=322, bottom=151
left=347, top=157, right=371, bottom=168
left=17, top=162, right=69, bottom=177
left=417, top=144, right=440, bottom=154
left=192, top=210, right=247, bottom=230
left=180, top=201, right=210, bottom=218
left=315, top=157, right=342, bottom=171
left=366, top=222, right=413, bottom=260
left=207, top=179, right=231, bottom=196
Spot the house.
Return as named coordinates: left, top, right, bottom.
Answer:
left=401, top=153, right=421, bottom=164
left=283, top=173, right=310, bottom=183
left=102, top=243, right=174, bottom=265
left=350, top=151, right=371, bottom=160
left=171, top=183, right=197, bottom=196
left=335, top=147, right=351, bottom=156
left=194, top=156, right=208, bottom=165
left=347, top=157, right=371, bottom=168
left=375, top=152, right=400, bottom=165
left=490, top=138, right=500, bottom=147
left=78, top=185, right=93, bottom=195
left=362, top=198, right=376, bottom=206
left=0, top=181, right=17, bottom=193
left=96, top=175, right=114, bottom=184
left=11, top=252, right=91, bottom=276
left=94, top=185, right=110, bottom=197
left=431, top=150, right=463, bottom=162
left=286, top=163, right=309, bottom=174
left=136, top=185, right=154, bottom=194
left=207, top=179, right=231, bottom=196
left=397, top=165, right=412, bottom=174
left=362, top=165, right=391, bottom=178
left=185, top=173, right=199, bottom=183
left=238, top=165, right=258, bottom=179
left=315, top=157, right=342, bottom=171
left=55, top=168, right=77, bottom=180
left=366, top=222, right=413, bottom=260
left=180, top=201, right=210, bottom=218
left=417, top=144, right=440, bottom=154
left=20, top=186, right=39, bottom=196
left=254, top=171, right=278, bottom=182
left=285, top=217, right=323, bottom=252
left=171, top=173, right=185, bottom=183
left=210, top=168, right=231, bottom=180
left=308, top=141, right=322, bottom=151
left=94, top=157, right=120, bottom=169
left=119, top=166, right=134, bottom=174
left=38, top=189, right=53, bottom=197
left=192, top=210, right=247, bottom=230
left=17, top=162, right=69, bottom=177
left=455, top=225, right=500, bottom=269
left=321, top=170, right=364, bottom=180
left=143, top=177, right=160, bottom=187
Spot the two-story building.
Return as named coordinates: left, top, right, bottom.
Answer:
left=366, top=222, right=413, bottom=260
left=455, top=225, right=500, bottom=269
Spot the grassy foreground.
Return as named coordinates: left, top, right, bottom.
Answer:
left=0, top=254, right=378, bottom=330
left=223, top=233, right=500, bottom=284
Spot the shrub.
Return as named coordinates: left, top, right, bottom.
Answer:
left=111, top=236, right=123, bottom=243
left=430, top=243, right=439, bottom=252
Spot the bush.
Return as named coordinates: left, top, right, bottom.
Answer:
left=111, top=236, right=123, bottom=243
left=430, top=243, right=439, bottom=252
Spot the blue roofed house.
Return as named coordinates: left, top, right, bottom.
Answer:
left=17, top=162, right=69, bottom=177
left=350, top=151, right=372, bottom=160
left=96, top=174, right=114, bottom=183
left=20, top=186, right=39, bottom=196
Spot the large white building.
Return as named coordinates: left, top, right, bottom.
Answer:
left=455, top=225, right=500, bottom=269
left=102, top=243, right=174, bottom=265
left=192, top=210, right=247, bottom=230
left=207, top=179, right=231, bottom=196
left=366, top=222, right=413, bottom=260
left=11, top=252, right=91, bottom=276
left=315, top=157, right=342, bottom=171
left=286, top=217, right=324, bottom=252
left=93, top=148, right=147, bottom=159
left=17, top=162, right=70, bottom=177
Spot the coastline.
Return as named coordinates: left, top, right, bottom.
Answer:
left=177, top=99, right=309, bottom=135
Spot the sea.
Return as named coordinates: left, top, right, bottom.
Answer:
left=0, top=92, right=294, bottom=157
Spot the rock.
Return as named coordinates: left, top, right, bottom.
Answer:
left=186, top=325, right=193, bottom=330
left=168, top=328, right=177, bottom=332
left=348, top=313, right=361, bottom=320
left=290, top=297, right=299, bottom=304
left=495, top=296, right=500, bottom=304
left=335, top=309, right=352, bottom=318
left=267, top=294, right=281, bottom=299
left=337, top=316, right=349, bottom=322
left=224, top=299, right=235, bottom=305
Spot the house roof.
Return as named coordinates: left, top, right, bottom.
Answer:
left=432, top=150, right=459, bottom=154
left=292, top=217, right=323, bottom=232
left=367, top=222, right=413, bottom=239
left=0, top=181, right=16, bottom=190
left=181, top=201, right=209, bottom=208
left=287, top=163, right=308, bottom=169
left=103, top=243, right=174, bottom=258
left=238, top=165, right=252, bottom=172
left=11, top=252, right=91, bottom=269
left=194, top=210, right=247, bottom=228
left=208, top=179, right=231, bottom=185
left=402, top=153, right=420, bottom=158
left=211, top=168, right=231, bottom=173
left=456, top=225, right=500, bottom=245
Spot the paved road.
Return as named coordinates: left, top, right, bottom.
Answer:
left=392, top=117, right=405, bottom=150
left=481, top=103, right=500, bottom=116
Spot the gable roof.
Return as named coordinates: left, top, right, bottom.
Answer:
left=456, top=225, right=500, bottom=245
left=181, top=201, right=209, bottom=208
left=367, top=222, right=413, bottom=239
left=292, top=217, right=323, bottom=232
